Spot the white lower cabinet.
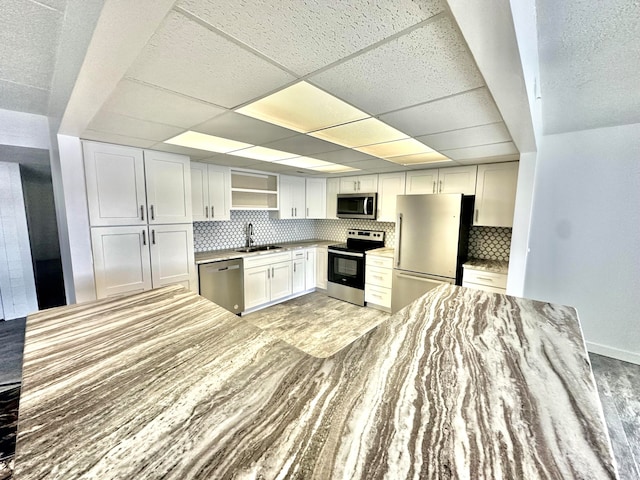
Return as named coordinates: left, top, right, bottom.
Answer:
left=365, top=254, right=393, bottom=311
left=91, top=224, right=195, bottom=299
left=315, top=247, right=328, bottom=289
left=305, top=248, right=316, bottom=290
left=292, top=251, right=306, bottom=295
left=243, top=251, right=293, bottom=310
left=462, top=267, right=507, bottom=294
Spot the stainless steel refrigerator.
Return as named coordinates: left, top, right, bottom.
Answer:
left=391, top=193, right=473, bottom=313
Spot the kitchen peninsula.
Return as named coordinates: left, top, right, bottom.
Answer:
left=15, top=285, right=617, bottom=479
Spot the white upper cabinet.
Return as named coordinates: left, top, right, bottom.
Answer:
left=144, top=150, right=192, bottom=224
left=406, top=166, right=477, bottom=195
left=438, top=166, right=477, bottom=195
left=272, top=175, right=306, bottom=219
left=305, top=178, right=327, bottom=219
left=325, top=178, right=340, bottom=219
left=339, top=174, right=378, bottom=193
left=191, top=162, right=231, bottom=221
left=377, top=172, right=406, bottom=222
left=84, top=142, right=147, bottom=226
left=474, top=162, right=519, bottom=227
left=405, top=170, right=439, bottom=195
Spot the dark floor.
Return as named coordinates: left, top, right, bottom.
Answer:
left=0, top=317, right=638, bottom=479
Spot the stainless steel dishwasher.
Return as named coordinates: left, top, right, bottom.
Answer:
left=198, top=259, right=244, bottom=314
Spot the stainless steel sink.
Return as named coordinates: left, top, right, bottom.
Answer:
left=235, top=245, right=282, bottom=253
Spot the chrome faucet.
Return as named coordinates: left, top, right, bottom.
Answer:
left=245, top=223, right=254, bottom=248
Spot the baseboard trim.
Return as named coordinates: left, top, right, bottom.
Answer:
left=586, top=342, right=640, bottom=365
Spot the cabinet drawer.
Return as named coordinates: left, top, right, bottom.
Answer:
left=462, top=281, right=506, bottom=294
left=463, top=269, right=507, bottom=289
left=366, top=255, right=393, bottom=269
left=243, top=251, right=292, bottom=269
left=292, top=250, right=305, bottom=260
left=365, top=265, right=393, bottom=288
left=365, top=284, right=391, bottom=308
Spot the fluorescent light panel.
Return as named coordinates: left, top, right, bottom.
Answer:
left=309, top=117, right=408, bottom=148
left=165, top=131, right=251, bottom=153
left=354, top=138, right=434, bottom=158
left=228, top=146, right=299, bottom=162
left=310, top=164, right=361, bottom=173
left=237, top=81, right=368, bottom=133
left=385, top=152, right=451, bottom=165
left=275, top=157, right=332, bottom=168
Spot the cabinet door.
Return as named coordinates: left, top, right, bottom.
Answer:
left=315, top=247, right=328, bottom=289
left=357, top=174, right=378, bottom=193
left=339, top=176, right=359, bottom=194
left=474, top=162, right=519, bottom=227
left=377, top=172, right=406, bottom=222
left=405, top=170, right=439, bottom=195
left=438, top=166, right=477, bottom=195
left=326, top=178, right=340, bottom=219
left=148, top=224, right=195, bottom=290
left=290, top=176, right=306, bottom=218
left=244, top=265, right=270, bottom=309
left=83, top=142, right=147, bottom=226
left=270, top=261, right=292, bottom=301
left=305, top=178, right=326, bottom=218
left=277, top=175, right=295, bottom=219
left=91, top=226, right=152, bottom=298
left=292, top=259, right=305, bottom=294
left=305, top=248, right=316, bottom=290
left=144, top=150, right=192, bottom=224
left=207, top=164, right=231, bottom=220
left=191, top=163, right=209, bottom=221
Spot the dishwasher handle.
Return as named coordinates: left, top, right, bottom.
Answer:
left=202, top=263, right=240, bottom=273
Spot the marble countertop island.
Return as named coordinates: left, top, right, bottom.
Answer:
left=15, top=285, right=617, bottom=479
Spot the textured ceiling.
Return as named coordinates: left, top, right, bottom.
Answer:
left=537, top=0, right=640, bottom=134
left=0, top=0, right=66, bottom=115
left=81, top=0, right=521, bottom=175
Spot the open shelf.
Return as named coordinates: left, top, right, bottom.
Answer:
left=230, top=169, right=279, bottom=210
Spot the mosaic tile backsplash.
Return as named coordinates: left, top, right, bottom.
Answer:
left=468, top=226, right=512, bottom=261
left=193, top=212, right=511, bottom=262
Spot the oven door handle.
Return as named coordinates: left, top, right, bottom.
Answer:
left=328, top=249, right=364, bottom=258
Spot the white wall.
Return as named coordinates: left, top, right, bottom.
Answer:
left=524, top=123, right=640, bottom=363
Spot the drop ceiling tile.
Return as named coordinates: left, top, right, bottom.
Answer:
left=87, top=111, right=183, bottom=142
left=379, top=88, right=503, bottom=137
left=417, top=122, right=512, bottom=151
left=339, top=159, right=399, bottom=170
left=81, top=130, right=156, bottom=149
left=311, top=148, right=379, bottom=164
left=440, top=142, right=519, bottom=161
left=0, top=79, right=48, bottom=115
left=102, top=80, right=227, bottom=129
left=178, top=0, right=445, bottom=76
left=0, top=0, right=62, bottom=89
left=35, top=0, right=67, bottom=11
left=203, top=153, right=264, bottom=168
left=194, top=112, right=298, bottom=145
left=126, top=11, right=295, bottom=108
left=262, top=135, right=342, bottom=156
left=310, top=15, right=484, bottom=114
left=148, top=142, right=215, bottom=160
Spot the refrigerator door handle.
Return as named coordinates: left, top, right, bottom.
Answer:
left=395, top=213, right=403, bottom=267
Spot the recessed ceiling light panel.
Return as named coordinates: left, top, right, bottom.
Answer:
left=311, top=164, right=361, bottom=173
left=354, top=138, right=435, bottom=158
left=165, top=131, right=251, bottom=153
left=386, top=152, right=451, bottom=165
left=237, top=81, right=368, bottom=133
left=228, top=146, right=300, bottom=162
left=275, top=157, right=333, bottom=168
left=309, top=118, right=408, bottom=148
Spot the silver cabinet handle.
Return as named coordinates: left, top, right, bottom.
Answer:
left=150, top=205, right=155, bottom=220
left=293, top=263, right=296, bottom=273
left=353, top=181, right=357, bottom=191
left=439, top=180, right=443, bottom=193
left=142, top=229, right=146, bottom=245
left=272, top=267, right=274, bottom=277
left=396, top=213, right=403, bottom=267
left=267, top=268, right=270, bottom=279
left=475, top=209, right=479, bottom=222
left=291, top=207, right=294, bottom=217
left=151, top=229, right=156, bottom=245
left=306, top=251, right=309, bottom=261
left=306, top=207, right=309, bottom=217
left=432, top=181, right=436, bottom=194
left=205, top=206, right=209, bottom=218
left=358, top=180, right=361, bottom=191
left=295, top=207, right=297, bottom=217
left=211, top=205, right=214, bottom=218
left=477, top=276, right=493, bottom=282
left=140, top=205, right=145, bottom=221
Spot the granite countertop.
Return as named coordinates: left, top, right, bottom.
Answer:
left=15, top=285, right=617, bottom=479
left=366, top=246, right=394, bottom=258
left=194, top=239, right=336, bottom=264
left=463, top=258, right=509, bottom=274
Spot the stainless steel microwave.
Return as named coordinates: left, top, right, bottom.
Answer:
left=336, top=193, right=377, bottom=219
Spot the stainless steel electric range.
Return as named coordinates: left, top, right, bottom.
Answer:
left=327, top=229, right=385, bottom=306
